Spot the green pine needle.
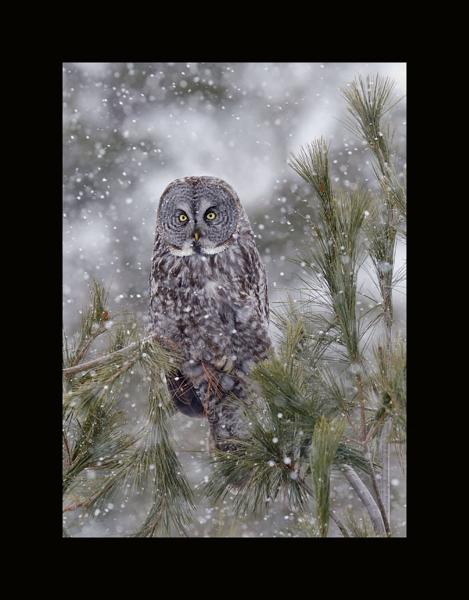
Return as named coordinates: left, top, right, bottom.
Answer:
left=310, top=416, right=346, bottom=537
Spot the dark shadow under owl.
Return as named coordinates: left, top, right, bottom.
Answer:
left=149, top=176, right=271, bottom=452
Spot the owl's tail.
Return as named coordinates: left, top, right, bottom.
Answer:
left=167, top=363, right=250, bottom=453
left=206, top=393, right=248, bottom=453
left=200, top=366, right=250, bottom=453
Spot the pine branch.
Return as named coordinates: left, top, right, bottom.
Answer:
left=293, top=475, right=350, bottom=537
left=289, top=138, right=337, bottom=234
left=342, top=77, right=407, bottom=537
left=289, top=142, right=371, bottom=363
left=343, top=508, right=376, bottom=537
left=329, top=512, right=351, bottom=538
left=64, top=280, right=110, bottom=369
left=372, top=339, right=406, bottom=431
left=311, top=416, right=346, bottom=537
left=132, top=436, right=195, bottom=537
left=342, top=74, right=406, bottom=219
left=63, top=281, right=193, bottom=537
left=286, top=76, right=406, bottom=537
left=63, top=335, right=155, bottom=376
left=63, top=383, right=134, bottom=494
left=340, top=464, right=386, bottom=536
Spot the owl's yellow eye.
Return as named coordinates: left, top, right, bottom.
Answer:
left=205, top=211, right=216, bottom=221
left=178, top=213, right=188, bottom=222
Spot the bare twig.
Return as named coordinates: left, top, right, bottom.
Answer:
left=365, top=449, right=391, bottom=535
left=379, top=419, right=392, bottom=524
left=364, top=418, right=381, bottom=445
left=63, top=500, right=87, bottom=513
left=329, top=512, right=350, bottom=538
left=63, top=430, right=72, bottom=467
left=356, top=373, right=367, bottom=442
left=73, top=327, right=107, bottom=366
left=62, top=335, right=156, bottom=376
left=341, top=464, right=386, bottom=536
left=354, top=344, right=391, bottom=536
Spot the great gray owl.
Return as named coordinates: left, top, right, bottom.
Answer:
left=149, top=176, right=271, bottom=451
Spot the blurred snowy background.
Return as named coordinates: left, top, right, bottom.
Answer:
left=63, top=62, right=406, bottom=537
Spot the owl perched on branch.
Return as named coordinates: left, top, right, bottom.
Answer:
left=149, top=176, right=271, bottom=451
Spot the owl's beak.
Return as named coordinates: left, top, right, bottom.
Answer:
left=193, top=230, right=201, bottom=242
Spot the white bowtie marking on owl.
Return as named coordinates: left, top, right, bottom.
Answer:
left=150, top=176, right=271, bottom=452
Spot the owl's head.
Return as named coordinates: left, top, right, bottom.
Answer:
left=156, top=176, right=243, bottom=256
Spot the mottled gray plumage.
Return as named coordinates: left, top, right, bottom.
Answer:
left=149, top=176, right=271, bottom=451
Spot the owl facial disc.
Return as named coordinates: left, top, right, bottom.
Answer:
left=157, top=176, right=241, bottom=256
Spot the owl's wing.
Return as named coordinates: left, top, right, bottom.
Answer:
left=239, top=241, right=269, bottom=324
left=260, top=260, right=269, bottom=323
